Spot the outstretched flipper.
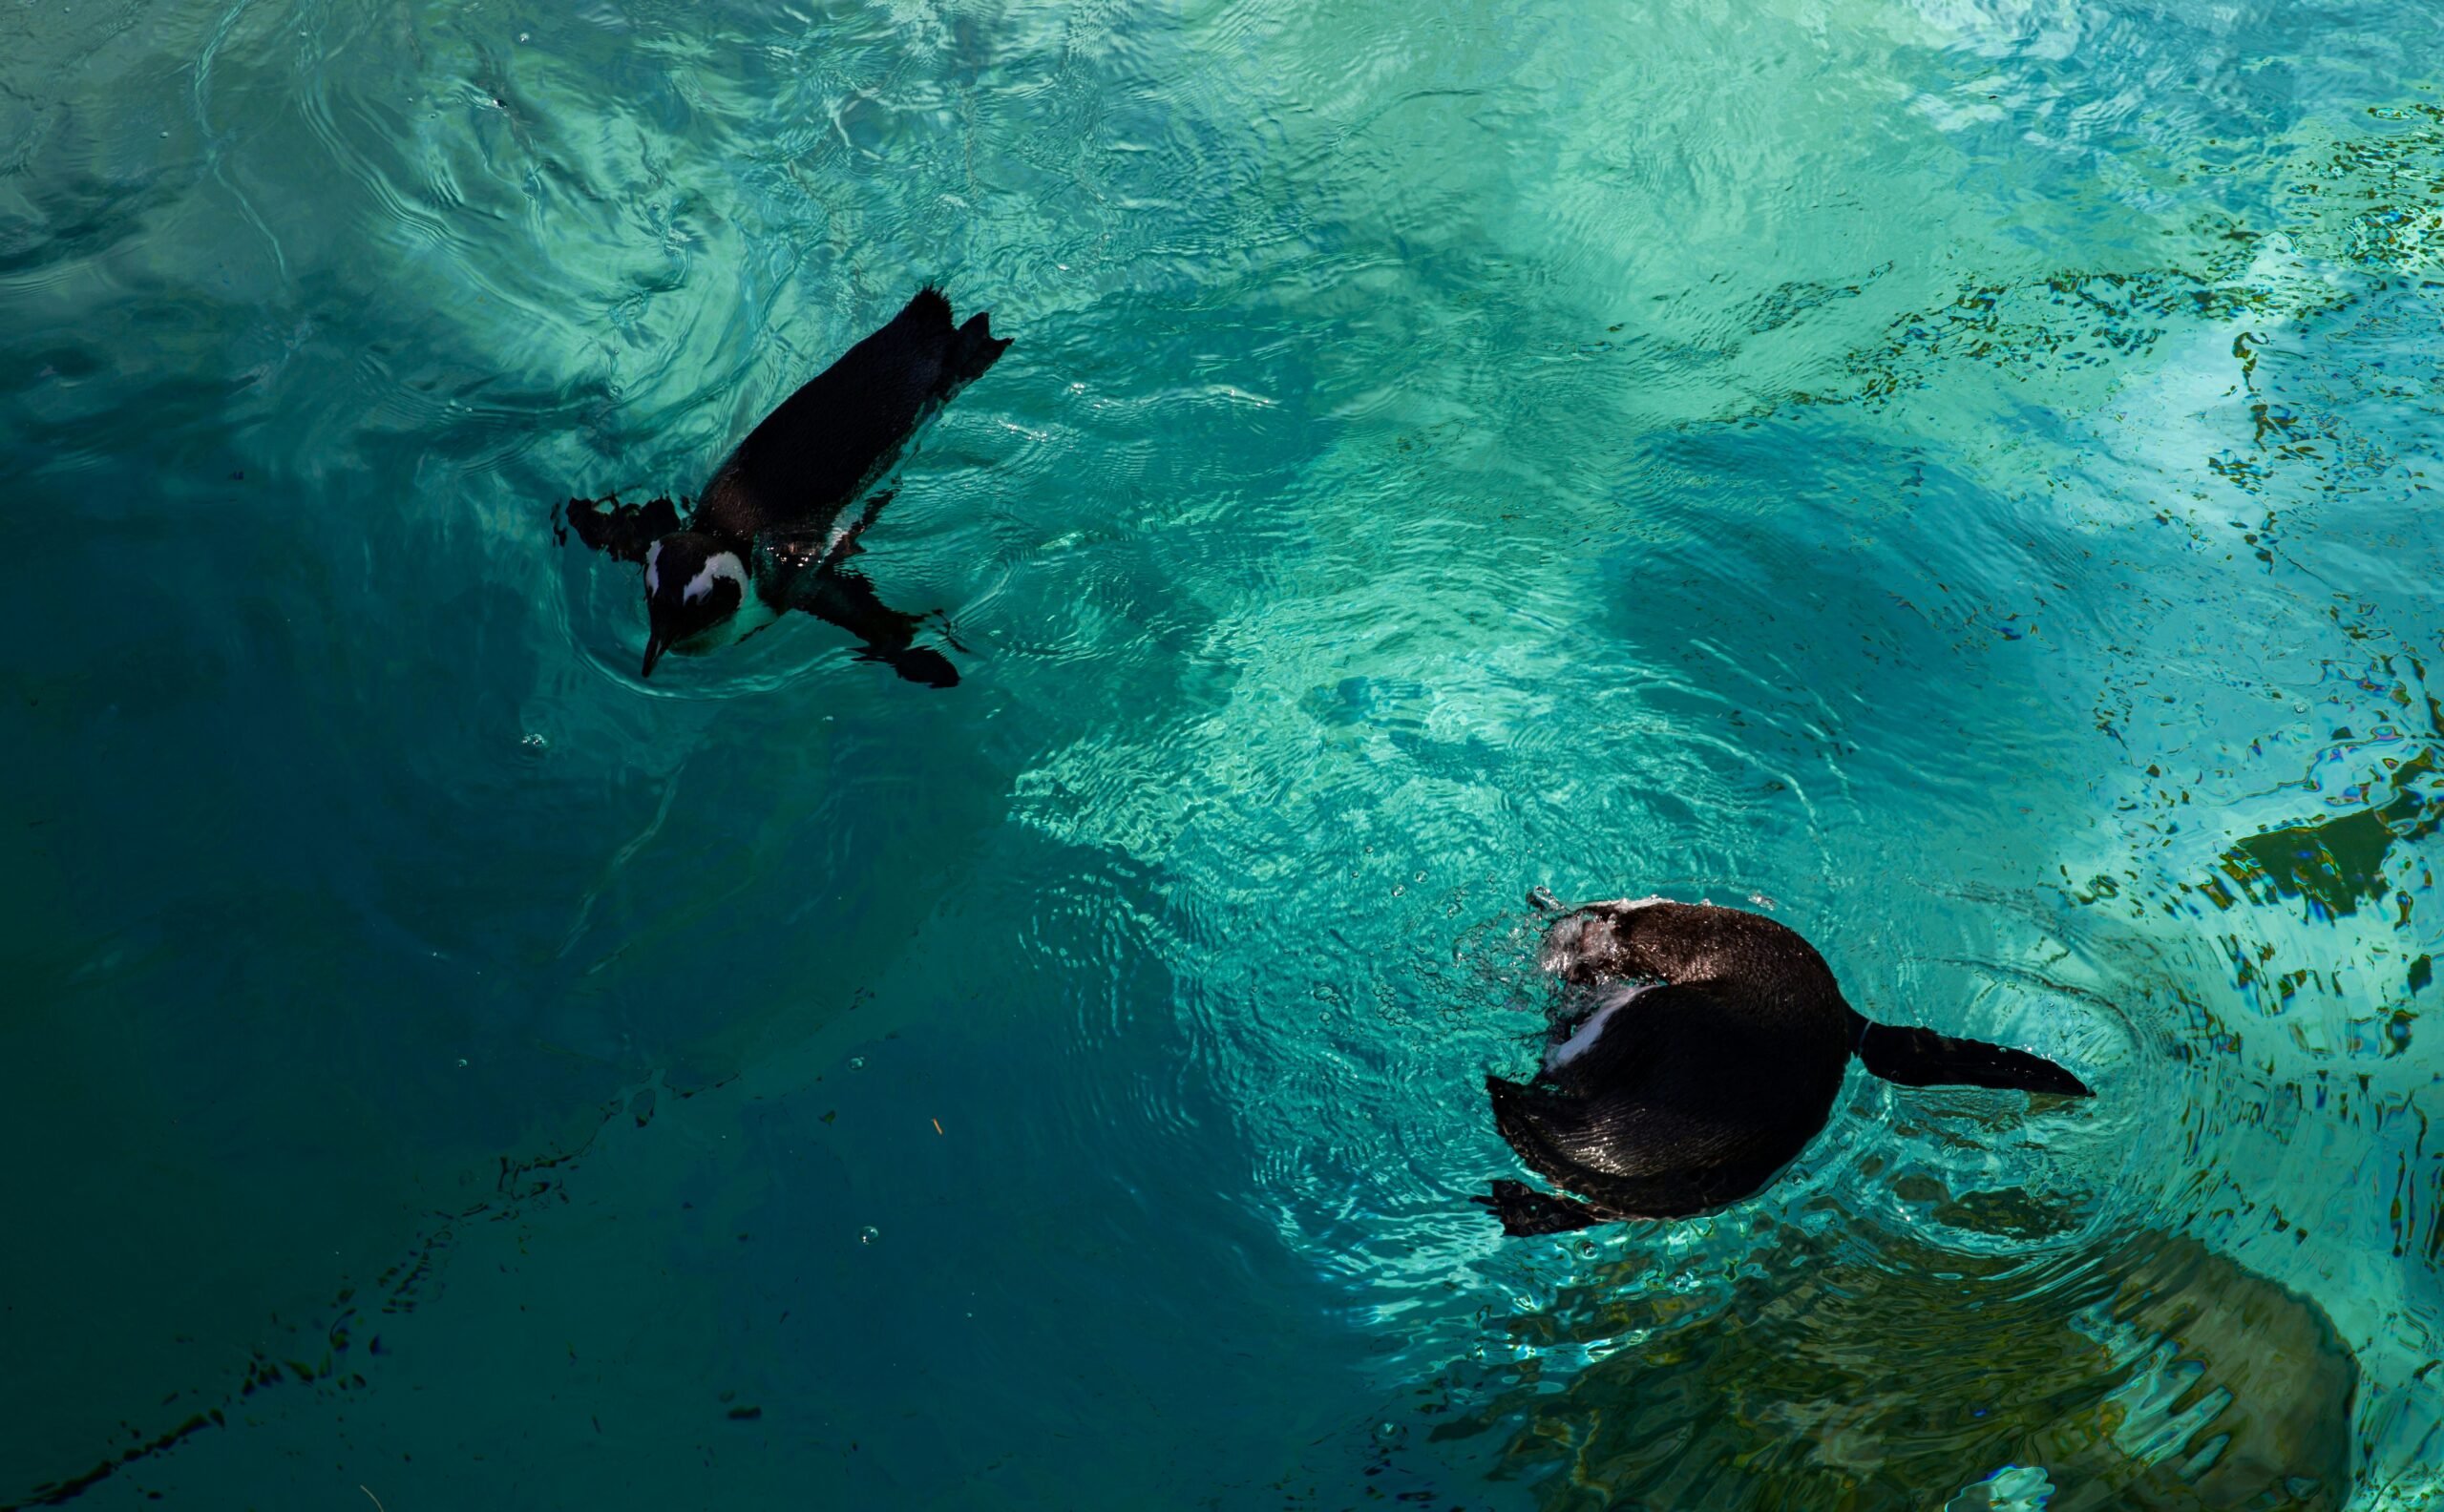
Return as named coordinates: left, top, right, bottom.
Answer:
left=558, top=493, right=682, bottom=563
left=799, top=567, right=959, bottom=688
left=1472, top=1180, right=1612, bottom=1237
left=1851, top=1016, right=2092, bottom=1098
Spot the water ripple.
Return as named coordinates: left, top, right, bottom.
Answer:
left=8, top=0, right=2444, bottom=1506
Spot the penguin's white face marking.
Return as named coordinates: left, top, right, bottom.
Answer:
left=1545, top=982, right=1655, bottom=1072
left=641, top=533, right=749, bottom=677
left=684, top=551, right=747, bottom=605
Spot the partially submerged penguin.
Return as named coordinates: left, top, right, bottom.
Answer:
left=558, top=286, right=1011, bottom=683
left=1478, top=894, right=2093, bottom=1236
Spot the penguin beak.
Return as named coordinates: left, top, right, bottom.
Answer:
left=641, top=632, right=665, bottom=679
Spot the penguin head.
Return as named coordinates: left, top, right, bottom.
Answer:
left=640, top=533, right=748, bottom=677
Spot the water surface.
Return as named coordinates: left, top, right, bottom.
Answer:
left=5, top=0, right=2441, bottom=1506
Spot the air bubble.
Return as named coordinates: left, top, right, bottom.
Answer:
left=858, top=1225, right=880, bottom=1245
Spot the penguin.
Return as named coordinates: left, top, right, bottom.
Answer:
left=557, top=285, right=1012, bottom=683
left=1477, top=894, right=2093, bottom=1237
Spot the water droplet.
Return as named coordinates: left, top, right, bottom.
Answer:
left=517, top=31, right=530, bottom=41
left=848, top=1056, right=866, bottom=1072
left=455, top=1058, right=469, bottom=1068
left=858, top=1225, right=879, bottom=1245
left=520, top=732, right=547, bottom=751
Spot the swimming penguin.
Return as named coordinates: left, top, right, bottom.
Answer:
left=557, top=286, right=1011, bottom=683
left=1478, top=894, right=2093, bottom=1236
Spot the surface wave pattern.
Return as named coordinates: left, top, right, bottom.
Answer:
left=4, top=0, right=2441, bottom=1506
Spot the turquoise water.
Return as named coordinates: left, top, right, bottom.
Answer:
left=6, top=0, right=2443, bottom=1505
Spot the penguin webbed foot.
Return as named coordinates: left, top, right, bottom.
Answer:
left=1473, top=1180, right=1613, bottom=1237
left=558, top=491, right=683, bottom=564
left=801, top=567, right=961, bottom=689
left=925, top=609, right=969, bottom=655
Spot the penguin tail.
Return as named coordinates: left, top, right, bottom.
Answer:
left=950, top=310, right=1012, bottom=387
left=1850, top=1013, right=2092, bottom=1098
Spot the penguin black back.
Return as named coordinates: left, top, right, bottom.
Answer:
left=692, top=286, right=1011, bottom=543
left=1478, top=897, right=2092, bottom=1236
left=559, top=286, right=1011, bottom=682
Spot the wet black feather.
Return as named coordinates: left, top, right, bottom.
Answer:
left=1480, top=898, right=2095, bottom=1234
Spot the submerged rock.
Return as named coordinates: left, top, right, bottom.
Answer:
left=1436, top=1219, right=2355, bottom=1511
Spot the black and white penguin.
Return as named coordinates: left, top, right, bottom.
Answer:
left=558, top=286, right=1012, bottom=684
left=1478, top=894, right=2093, bottom=1236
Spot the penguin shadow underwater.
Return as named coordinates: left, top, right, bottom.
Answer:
left=558, top=286, right=1010, bottom=684
left=1479, top=892, right=2094, bottom=1236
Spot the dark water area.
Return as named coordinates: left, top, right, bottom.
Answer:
left=4, top=0, right=2441, bottom=1506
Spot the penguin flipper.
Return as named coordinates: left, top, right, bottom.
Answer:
left=1484, top=1065, right=1789, bottom=1224
left=1487, top=1073, right=1692, bottom=1188
left=1853, top=1018, right=2092, bottom=1098
left=1471, top=1180, right=1612, bottom=1237
left=795, top=567, right=959, bottom=688
left=558, top=493, right=682, bottom=564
